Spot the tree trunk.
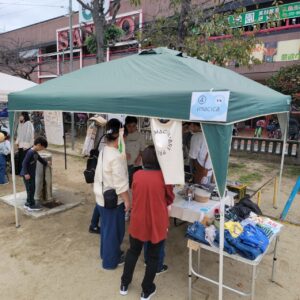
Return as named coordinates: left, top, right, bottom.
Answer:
left=177, top=0, right=191, bottom=49
left=92, top=1, right=106, bottom=63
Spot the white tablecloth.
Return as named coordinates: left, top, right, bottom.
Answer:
left=170, top=189, right=234, bottom=223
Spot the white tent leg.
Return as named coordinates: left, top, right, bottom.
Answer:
left=10, top=128, right=20, bottom=228
left=277, top=113, right=288, bottom=208
left=218, top=196, right=225, bottom=300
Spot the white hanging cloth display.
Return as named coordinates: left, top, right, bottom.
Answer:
left=151, top=119, right=184, bottom=185
left=44, top=111, right=64, bottom=146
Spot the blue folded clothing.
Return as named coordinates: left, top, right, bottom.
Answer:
left=224, top=230, right=261, bottom=260
left=214, top=231, right=237, bottom=255
left=239, top=224, right=269, bottom=253
left=186, top=222, right=269, bottom=261
left=224, top=224, right=269, bottom=260
left=186, top=222, right=209, bottom=245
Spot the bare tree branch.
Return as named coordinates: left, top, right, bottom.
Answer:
left=110, top=0, right=121, bottom=24
left=76, top=0, right=92, bottom=11
left=0, top=38, right=52, bottom=80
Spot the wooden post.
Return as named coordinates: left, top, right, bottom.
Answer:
left=257, top=190, right=262, bottom=207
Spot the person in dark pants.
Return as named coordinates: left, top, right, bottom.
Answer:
left=144, top=240, right=167, bottom=275
left=93, top=119, right=130, bottom=270
left=120, top=146, right=174, bottom=300
left=20, top=137, right=49, bottom=211
left=16, top=112, right=34, bottom=175
left=89, top=204, right=101, bottom=234
left=123, top=237, right=164, bottom=299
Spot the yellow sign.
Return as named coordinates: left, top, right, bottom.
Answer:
left=252, top=39, right=300, bottom=62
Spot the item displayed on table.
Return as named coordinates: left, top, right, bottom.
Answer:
left=194, top=187, right=210, bottom=203
left=186, top=209, right=283, bottom=260
left=186, top=221, right=209, bottom=245
left=242, top=213, right=283, bottom=239
left=151, top=119, right=184, bottom=184
left=224, top=221, right=243, bottom=238
left=227, top=195, right=262, bottom=220
left=224, top=224, right=269, bottom=260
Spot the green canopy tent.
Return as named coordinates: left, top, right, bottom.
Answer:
left=8, top=48, right=290, bottom=300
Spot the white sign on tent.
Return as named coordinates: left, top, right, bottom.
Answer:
left=190, top=91, right=230, bottom=122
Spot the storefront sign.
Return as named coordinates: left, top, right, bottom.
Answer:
left=57, top=11, right=139, bottom=51
left=189, top=91, right=230, bottom=122
left=229, top=2, right=300, bottom=27
left=251, top=39, right=300, bottom=63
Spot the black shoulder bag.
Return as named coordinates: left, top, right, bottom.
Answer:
left=83, top=135, right=105, bottom=184
left=101, top=150, right=118, bottom=209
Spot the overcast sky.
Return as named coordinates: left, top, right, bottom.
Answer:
left=0, top=0, right=80, bottom=33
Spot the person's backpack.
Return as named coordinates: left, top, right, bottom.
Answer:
left=83, top=135, right=105, bottom=184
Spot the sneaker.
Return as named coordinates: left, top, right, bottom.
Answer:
left=118, top=253, right=125, bottom=266
left=120, top=284, right=128, bottom=296
left=156, top=265, right=168, bottom=275
left=141, top=285, right=156, bottom=300
left=27, top=204, right=42, bottom=211
left=89, top=226, right=101, bottom=234
left=23, top=202, right=30, bottom=209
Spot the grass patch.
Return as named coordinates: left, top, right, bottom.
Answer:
left=228, top=162, right=246, bottom=170
left=228, top=162, right=247, bottom=177
left=238, top=172, right=263, bottom=185
left=284, top=165, right=300, bottom=178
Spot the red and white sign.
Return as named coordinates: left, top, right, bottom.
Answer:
left=57, top=11, right=140, bottom=52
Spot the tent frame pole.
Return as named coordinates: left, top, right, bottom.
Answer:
left=277, top=112, right=288, bottom=208
left=218, top=196, right=225, bottom=300
left=10, top=112, right=20, bottom=228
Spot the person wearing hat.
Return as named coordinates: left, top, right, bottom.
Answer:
left=93, top=118, right=130, bottom=270
left=0, top=132, right=10, bottom=185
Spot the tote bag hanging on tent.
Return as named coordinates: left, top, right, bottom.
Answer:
left=151, top=119, right=184, bottom=185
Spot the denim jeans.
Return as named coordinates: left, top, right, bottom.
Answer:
left=0, top=154, right=7, bottom=184
left=23, top=175, right=36, bottom=206
left=90, top=205, right=100, bottom=229
left=97, top=203, right=125, bottom=269
left=121, top=235, right=164, bottom=294
left=17, top=148, right=28, bottom=175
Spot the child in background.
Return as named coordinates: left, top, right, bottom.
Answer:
left=0, top=132, right=10, bottom=185
left=21, top=136, right=49, bottom=211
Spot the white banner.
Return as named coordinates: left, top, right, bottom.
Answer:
left=44, top=111, right=64, bottom=146
left=190, top=91, right=230, bottom=122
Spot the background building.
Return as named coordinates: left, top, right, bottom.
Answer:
left=0, top=0, right=299, bottom=84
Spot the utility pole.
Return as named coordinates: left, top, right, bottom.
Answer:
left=69, top=0, right=75, bottom=150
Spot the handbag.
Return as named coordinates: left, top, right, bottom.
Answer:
left=193, top=153, right=211, bottom=184
left=83, top=135, right=105, bottom=184
left=101, top=150, right=118, bottom=209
